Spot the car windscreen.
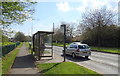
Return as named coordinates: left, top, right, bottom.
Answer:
left=78, top=45, right=89, bottom=49
left=69, top=45, right=77, bottom=49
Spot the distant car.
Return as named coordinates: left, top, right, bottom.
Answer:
left=63, top=42, right=91, bottom=58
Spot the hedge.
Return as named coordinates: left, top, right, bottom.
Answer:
left=1, top=42, right=20, bottom=56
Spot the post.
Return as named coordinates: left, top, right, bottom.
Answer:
left=61, top=24, right=66, bottom=62
left=64, top=25, right=66, bottom=62
left=38, top=33, right=40, bottom=60
left=51, top=23, right=54, bottom=59
left=32, top=35, right=34, bottom=55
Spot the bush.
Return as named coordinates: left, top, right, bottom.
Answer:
left=1, top=42, right=20, bottom=56
left=81, top=25, right=119, bottom=47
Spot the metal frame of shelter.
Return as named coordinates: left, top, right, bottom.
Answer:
left=32, top=31, right=54, bottom=60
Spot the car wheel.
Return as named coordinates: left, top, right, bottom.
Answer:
left=72, top=53, right=76, bottom=58
left=85, top=56, right=88, bottom=59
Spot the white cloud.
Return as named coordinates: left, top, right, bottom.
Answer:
left=76, top=6, right=85, bottom=12
left=56, top=2, right=71, bottom=12
left=56, top=0, right=118, bottom=13
left=76, top=0, right=109, bottom=12
left=107, top=4, right=118, bottom=13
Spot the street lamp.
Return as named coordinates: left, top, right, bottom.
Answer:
left=29, top=18, right=40, bottom=55
left=60, top=24, right=66, bottom=62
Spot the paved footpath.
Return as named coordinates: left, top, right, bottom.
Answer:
left=10, top=43, right=39, bottom=74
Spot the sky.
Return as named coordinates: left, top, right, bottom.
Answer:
left=10, top=0, right=119, bottom=37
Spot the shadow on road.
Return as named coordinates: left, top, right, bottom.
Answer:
left=12, top=54, right=36, bottom=68
left=61, top=55, right=91, bottom=62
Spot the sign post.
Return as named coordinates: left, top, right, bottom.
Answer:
left=60, top=24, right=66, bottom=62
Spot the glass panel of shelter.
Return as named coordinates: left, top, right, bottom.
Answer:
left=32, top=31, right=54, bottom=60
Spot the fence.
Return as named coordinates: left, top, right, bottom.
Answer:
left=1, top=42, right=20, bottom=56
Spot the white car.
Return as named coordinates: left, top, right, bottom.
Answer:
left=64, top=42, right=91, bottom=58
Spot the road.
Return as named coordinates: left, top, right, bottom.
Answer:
left=53, top=46, right=119, bottom=74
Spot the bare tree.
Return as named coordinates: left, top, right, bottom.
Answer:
left=78, top=8, right=117, bottom=46
left=76, top=22, right=86, bottom=35
left=53, top=27, right=64, bottom=43
left=53, top=22, right=76, bottom=43
left=61, top=22, right=76, bottom=42
left=60, top=22, right=76, bottom=37
left=81, top=8, right=116, bottom=28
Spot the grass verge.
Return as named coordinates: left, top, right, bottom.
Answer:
left=25, top=42, right=29, bottom=47
left=37, top=62, right=101, bottom=75
left=53, top=43, right=69, bottom=47
left=44, top=50, right=50, bottom=54
left=25, top=42, right=31, bottom=53
left=2, top=43, right=23, bottom=74
left=91, top=46, right=120, bottom=54
left=1, top=42, right=16, bottom=46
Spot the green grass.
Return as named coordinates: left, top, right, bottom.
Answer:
left=2, top=43, right=23, bottom=74
left=91, top=46, right=120, bottom=54
left=0, top=59, right=2, bottom=76
left=25, top=42, right=32, bottom=53
left=0, top=59, right=2, bottom=75
left=25, top=42, right=29, bottom=47
left=53, top=43, right=69, bottom=47
left=44, top=50, right=50, bottom=54
left=1, top=42, right=16, bottom=46
left=37, top=62, right=100, bottom=75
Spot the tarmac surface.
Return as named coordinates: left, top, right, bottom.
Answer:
left=10, top=44, right=39, bottom=74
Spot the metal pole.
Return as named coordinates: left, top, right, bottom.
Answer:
left=32, top=35, right=34, bottom=55
left=38, top=33, right=40, bottom=60
left=51, top=23, right=54, bottom=59
left=63, top=25, right=66, bottom=62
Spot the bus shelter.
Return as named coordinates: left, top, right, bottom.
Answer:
left=32, top=31, right=54, bottom=60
